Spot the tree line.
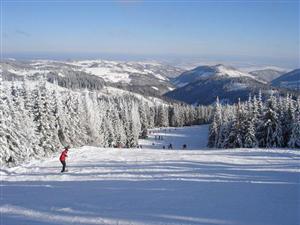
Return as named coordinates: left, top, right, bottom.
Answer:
left=208, top=92, right=300, bottom=148
left=0, top=78, right=213, bottom=165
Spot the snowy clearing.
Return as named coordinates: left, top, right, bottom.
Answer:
left=1, top=125, right=299, bottom=225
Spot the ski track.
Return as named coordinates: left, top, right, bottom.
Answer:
left=1, top=125, right=300, bottom=225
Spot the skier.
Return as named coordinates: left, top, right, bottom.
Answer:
left=59, top=146, right=69, bottom=173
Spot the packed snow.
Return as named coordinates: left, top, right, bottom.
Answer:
left=1, top=125, right=299, bottom=225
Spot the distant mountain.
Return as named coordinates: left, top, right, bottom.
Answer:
left=271, top=69, right=300, bottom=91
left=249, top=69, right=286, bottom=82
left=165, top=64, right=282, bottom=105
left=172, top=64, right=259, bottom=87
left=1, top=59, right=184, bottom=96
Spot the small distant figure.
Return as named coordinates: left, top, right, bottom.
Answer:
left=7, top=156, right=13, bottom=163
left=152, top=143, right=155, bottom=146
left=139, top=145, right=143, bottom=149
left=162, top=145, right=165, bottom=149
left=6, top=156, right=14, bottom=167
left=59, top=146, right=69, bottom=173
left=182, top=144, right=187, bottom=150
left=140, top=129, right=148, bottom=139
left=168, top=143, right=173, bottom=149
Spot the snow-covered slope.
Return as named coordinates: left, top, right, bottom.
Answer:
left=271, top=69, right=300, bottom=91
left=139, top=125, right=209, bottom=150
left=249, top=69, right=286, bottom=82
left=166, top=64, right=277, bottom=105
left=1, top=125, right=299, bottom=225
left=1, top=59, right=183, bottom=95
left=172, top=64, right=260, bottom=88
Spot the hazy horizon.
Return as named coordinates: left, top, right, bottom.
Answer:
left=1, top=1, right=299, bottom=69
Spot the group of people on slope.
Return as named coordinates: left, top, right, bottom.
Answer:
left=58, top=143, right=187, bottom=172
left=161, top=143, right=187, bottom=150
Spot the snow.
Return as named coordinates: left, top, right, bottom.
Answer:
left=139, top=126, right=209, bottom=150
left=1, top=125, right=299, bottom=225
left=84, top=67, right=131, bottom=83
left=7, top=69, right=49, bottom=76
left=103, top=86, right=164, bottom=107
left=1, top=59, right=175, bottom=85
left=61, top=60, right=169, bottom=83
left=153, top=74, right=167, bottom=81
left=226, top=83, right=249, bottom=91
left=239, top=66, right=289, bottom=73
left=151, top=86, right=159, bottom=91
left=181, top=64, right=266, bottom=84
left=174, top=82, right=189, bottom=88
left=214, top=65, right=257, bottom=80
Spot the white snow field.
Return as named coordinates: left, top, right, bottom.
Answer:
left=1, top=125, right=300, bottom=225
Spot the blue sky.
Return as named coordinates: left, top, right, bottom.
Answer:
left=1, top=0, right=299, bottom=67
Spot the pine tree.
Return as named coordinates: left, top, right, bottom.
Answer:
left=157, top=105, right=169, bottom=127
left=208, top=97, right=222, bottom=147
left=32, top=80, right=61, bottom=154
left=281, top=95, right=295, bottom=147
left=243, top=96, right=258, bottom=148
left=288, top=99, right=300, bottom=148
left=244, top=118, right=258, bottom=148
left=288, top=117, right=300, bottom=148
left=258, top=94, right=282, bottom=147
left=228, top=100, right=245, bottom=148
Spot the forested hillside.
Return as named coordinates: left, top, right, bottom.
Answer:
left=208, top=93, right=300, bottom=148
left=0, top=77, right=212, bottom=165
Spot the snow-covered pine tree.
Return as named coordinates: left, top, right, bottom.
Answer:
left=209, top=93, right=298, bottom=149
left=281, top=95, right=295, bottom=147
left=208, top=97, right=222, bottom=147
left=139, top=102, right=149, bottom=131
left=11, top=81, right=40, bottom=160
left=257, top=94, right=282, bottom=147
left=226, top=100, right=244, bottom=148
left=288, top=97, right=300, bottom=148
left=244, top=118, right=258, bottom=148
left=32, top=79, right=61, bottom=154
left=288, top=116, right=300, bottom=148
left=156, top=105, right=169, bottom=127
left=0, top=77, right=220, bottom=165
left=243, top=96, right=258, bottom=148
left=129, top=102, right=141, bottom=146
left=0, top=76, right=17, bottom=164
left=168, top=105, right=181, bottom=127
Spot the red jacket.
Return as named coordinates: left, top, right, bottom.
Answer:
left=60, top=150, right=68, bottom=161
